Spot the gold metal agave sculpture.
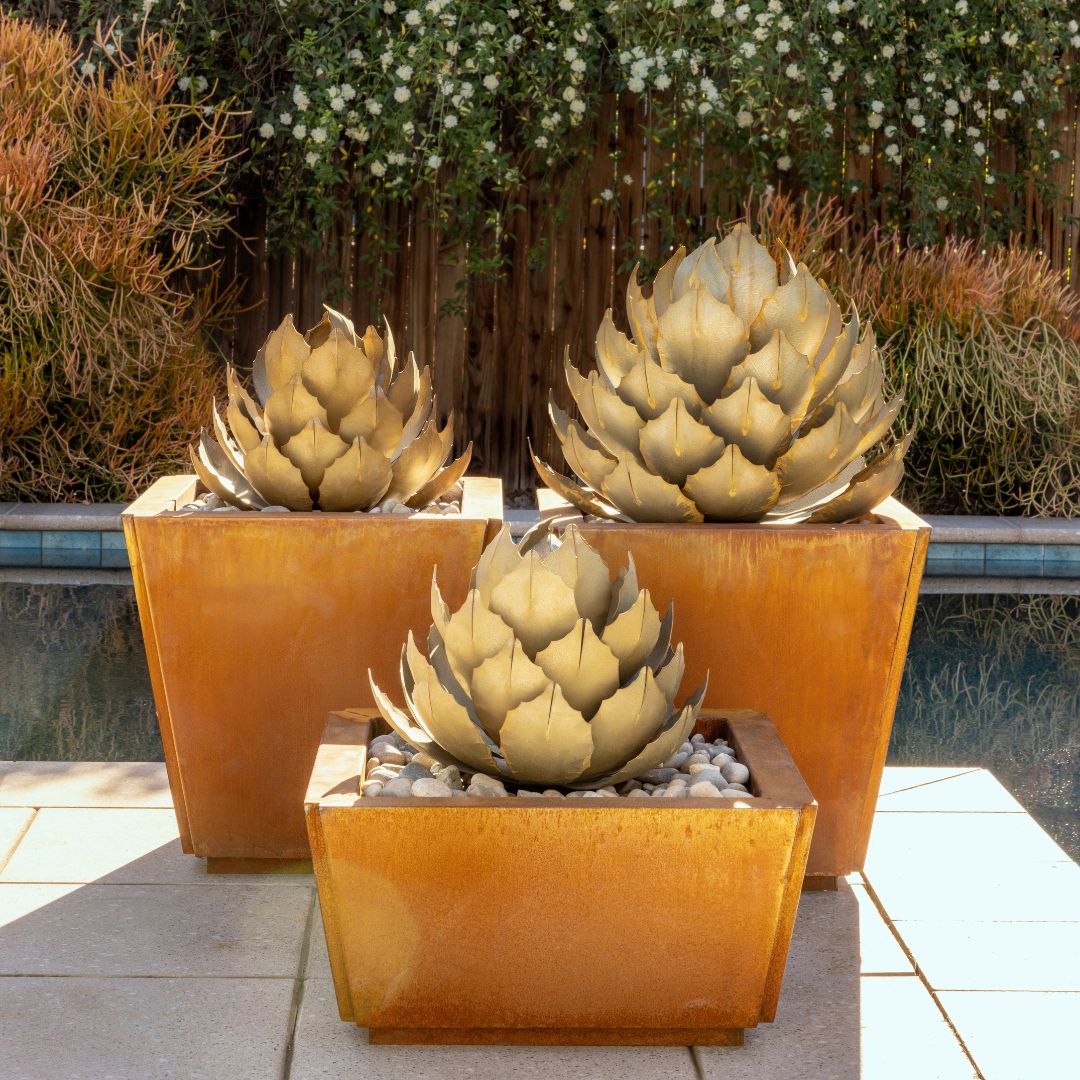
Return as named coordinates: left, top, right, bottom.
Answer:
left=191, top=306, right=471, bottom=511
left=533, top=223, right=911, bottom=524
left=370, top=525, right=707, bottom=788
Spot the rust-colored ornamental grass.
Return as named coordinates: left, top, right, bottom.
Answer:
left=0, top=16, right=233, bottom=502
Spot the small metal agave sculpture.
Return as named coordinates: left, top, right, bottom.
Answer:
left=533, top=224, right=911, bottom=524
left=370, top=525, right=707, bottom=789
left=191, top=306, right=470, bottom=511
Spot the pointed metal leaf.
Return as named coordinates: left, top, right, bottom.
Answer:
left=317, top=438, right=392, bottom=511
left=682, top=442, right=782, bottom=521
left=601, top=454, right=705, bottom=523
left=498, top=683, right=594, bottom=787
left=534, top=618, right=621, bottom=719
left=701, top=377, right=791, bottom=466
left=242, top=435, right=313, bottom=510
left=281, top=417, right=349, bottom=491
left=639, top=397, right=726, bottom=485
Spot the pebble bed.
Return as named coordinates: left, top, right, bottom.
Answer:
left=360, top=730, right=754, bottom=800
left=175, top=484, right=462, bottom=516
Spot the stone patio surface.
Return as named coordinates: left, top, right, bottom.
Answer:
left=0, top=762, right=1076, bottom=1080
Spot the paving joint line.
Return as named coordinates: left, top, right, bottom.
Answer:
left=860, top=875, right=988, bottom=1080
left=0, top=808, right=37, bottom=876
left=281, top=885, right=317, bottom=1080
left=877, top=769, right=981, bottom=800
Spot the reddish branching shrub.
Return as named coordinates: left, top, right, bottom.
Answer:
left=0, top=14, right=235, bottom=501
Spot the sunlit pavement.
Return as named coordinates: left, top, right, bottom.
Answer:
left=0, top=762, right=1076, bottom=1080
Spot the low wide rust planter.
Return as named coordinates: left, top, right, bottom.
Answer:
left=306, top=708, right=815, bottom=1046
left=539, top=493, right=929, bottom=884
left=124, top=474, right=502, bottom=869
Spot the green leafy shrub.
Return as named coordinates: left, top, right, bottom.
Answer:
left=0, top=14, right=234, bottom=501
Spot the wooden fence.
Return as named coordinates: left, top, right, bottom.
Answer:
left=216, top=92, right=1080, bottom=493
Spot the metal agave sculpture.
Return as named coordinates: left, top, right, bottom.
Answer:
left=533, top=224, right=911, bottom=524
left=191, top=306, right=471, bottom=511
left=370, top=525, right=706, bottom=789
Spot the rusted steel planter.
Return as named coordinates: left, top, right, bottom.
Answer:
left=123, top=474, right=502, bottom=869
left=306, top=708, right=815, bottom=1046
left=540, top=494, right=929, bottom=884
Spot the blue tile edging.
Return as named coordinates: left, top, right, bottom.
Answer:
left=0, top=503, right=1075, bottom=576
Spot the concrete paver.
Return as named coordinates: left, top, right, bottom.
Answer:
left=936, top=991, right=1080, bottom=1080
left=0, top=976, right=294, bottom=1080
left=0, top=761, right=171, bottom=807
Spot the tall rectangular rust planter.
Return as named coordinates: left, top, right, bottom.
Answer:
left=124, top=474, right=502, bottom=868
left=306, top=708, right=815, bottom=1046
left=540, top=494, right=929, bottom=884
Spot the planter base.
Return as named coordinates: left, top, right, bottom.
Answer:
left=368, top=1027, right=744, bottom=1046
left=206, top=857, right=313, bottom=875
left=802, top=875, right=839, bottom=892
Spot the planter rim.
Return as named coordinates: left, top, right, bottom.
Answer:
left=306, top=708, right=815, bottom=813
left=537, top=492, right=929, bottom=534
left=123, top=474, right=503, bottom=523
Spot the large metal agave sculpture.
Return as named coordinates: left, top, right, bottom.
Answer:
left=370, top=525, right=706, bottom=789
left=191, top=306, right=470, bottom=511
left=533, top=224, right=911, bottom=523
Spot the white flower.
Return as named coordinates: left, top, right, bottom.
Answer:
left=779, top=14, right=792, bottom=30
left=935, top=196, right=949, bottom=210
left=987, top=77, right=1000, bottom=92
left=571, top=58, right=586, bottom=74
left=178, top=76, right=191, bottom=91
left=735, top=4, right=750, bottom=22
left=867, top=112, right=883, bottom=130
left=194, top=76, right=209, bottom=93
left=831, top=31, right=844, bottom=44
left=370, top=159, right=386, bottom=177
left=346, top=126, right=369, bottom=143
left=944, top=99, right=959, bottom=116
left=443, top=114, right=458, bottom=129
left=973, top=141, right=986, bottom=157
left=1011, top=89, right=1024, bottom=104
left=483, top=140, right=496, bottom=153
left=710, top=1, right=725, bottom=15
left=753, top=26, right=768, bottom=42
left=330, top=96, right=345, bottom=112
left=655, top=73, right=671, bottom=90
left=570, top=99, right=586, bottom=115
left=885, top=124, right=896, bottom=137
left=905, top=97, right=920, bottom=112
left=955, top=0, right=967, bottom=12
left=293, top=87, right=310, bottom=111
left=739, top=42, right=757, bottom=59
left=305, top=151, right=318, bottom=167
left=341, top=84, right=356, bottom=101
left=785, top=63, right=801, bottom=79
left=985, top=173, right=995, bottom=185
left=366, top=99, right=382, bottom=116
left=394, top=86, right=411, bottom=103
left=881, top=44, right=895, bottom=59
left=943, top=119, right=956, bottom=135
left=405, top=9, right=421, bottom=25
left=622, top=173, right=633, bottom=185
left=535, top=135, right=549, bottom=148
left=698, top=101, right=712, bottom=115
left=777, top=39, right=791, bottom=54
left=959, top=86, right=973, bottom=103
left=279, top=111, right=292, bottom=125
left=777, top=155, right=792, bottom=171
left=1001, top=30, right=1018, bottom=47
left=348, top=48, right=363, bottom=63
left=600, top=188, right=614, bottom=201
left=388, top=152, right=407, bottom=166
left=857, top=141, right=870, bottom=155
left=993, top=108, right=1007, bottom=121
left=258, top=122, right=274, bottom=138
left=736, top=109, right=753, bottom=128
left=427, top=154, right=442, bottom=169
left=627, top=77, right=645, bottom=93
left=557, top=0, right=574, bottom=9
left=966, top=126, right=980, bottom=138
left=826, top=0, right=840, bottom=13
left=483, top=74, right=499, bottom=91
left=396, top=65, right=413, bottom=82
left=383, top=0, right=397, bottom=10
left=311, top=127, right=327, bottom=144
left=912, top=114, right=926, bottom=130
left=787, top=108, right=802, bottom=122
left=292, top=124, right=307, bottom=139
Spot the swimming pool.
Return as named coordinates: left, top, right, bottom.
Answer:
left=2, top=579, right=1076, bottom=857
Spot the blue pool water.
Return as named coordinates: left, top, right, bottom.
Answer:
left=1, top=580, right=1076, bottom=857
